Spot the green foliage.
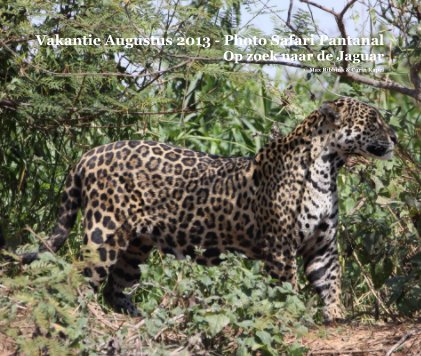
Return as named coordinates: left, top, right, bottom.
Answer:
left=1, top=252, right=312, bottom=354
left=338, top=106, right=420, bottom=317
left=131, top=252, right=312, bottom=354
left=0, top=253, right=90, bottom=354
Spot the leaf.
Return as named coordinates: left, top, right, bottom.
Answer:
left=409, top=253, right=421, bottom=266
left=285, top=295, right=306, bottom=316
left=235, top=320, right=254, bottom=329
left=343, top=197, right=355, bottom=213
left=203, top=313, right=230, bottom=336
left=376, top=195, right=395, bottom=205
left=371, top=176, right=384, bottom=193
left=256, top=330, right=272, bottom=346
left=372, top=258, right=394, bottom=289
left=198, top=275, right=212, bottom=287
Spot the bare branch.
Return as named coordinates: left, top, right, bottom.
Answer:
left=300, top=0, right=357, bottom=71
left=287, top=0, right=294, bottom=25
left=342, top=71, right=420, bottom=101
left=299, top=0, right=337, bottom=16
left=334, top=18, right=350, bottom=70
left=409, top=62, right=421, bottom=92
left=0, top=99, right=18, bottom=110
left=385, top=330, right=417, bottom=356
left=298, top=0, right=421, bottom=100
left=339, top=0, right=358, bottom=18
left=240, top=0, right=272, bottom=31
left=258, top=0, right=315, bottom=54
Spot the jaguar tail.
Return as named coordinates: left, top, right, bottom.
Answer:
left=21, top=167, right=82, bottom=264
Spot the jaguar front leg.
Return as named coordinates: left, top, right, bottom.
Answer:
left=263, top=245, right=298, bottom=290
left=301, top=224, right=344, bottom=322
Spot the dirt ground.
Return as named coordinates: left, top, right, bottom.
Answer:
left=1, top=308, right=420, bottom=355
left=292, top=321, right=421, bottom=355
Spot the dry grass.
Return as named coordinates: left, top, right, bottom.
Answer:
left=287, top=321, right=421, bottom=355
left=2, top=295, right=420, bottom=356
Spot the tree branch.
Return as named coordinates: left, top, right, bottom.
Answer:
left=385, top=330, right=417, bottom=356
left=0, top=39, right=191, bottom=79
left=342, top=71, right=420, bottom=101
left=169, top=54, right=315, bottom=70
left=172, top=54, right=420, bottom=101
left=300, top=0, right=358, bottom=70
left=340, top=0, right=359, bottom=18
left=297, top=0, right=420, bottom=102
left=257, top=0, right=315, bottom=54
left=0, top=99, right=18, bottom=110
left=298, top=0, right=336, bottom=16
left=409, top=62, right=421, bottom=92
left=287, top=0, right=294, bottom=25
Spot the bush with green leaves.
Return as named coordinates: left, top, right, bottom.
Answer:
left=133, top=252, right=314, bottom=354
left=1, top=251, right=314, bottom=354
left=0, top=253, right=90, bottom=354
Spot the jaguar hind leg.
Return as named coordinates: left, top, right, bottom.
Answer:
left=80, top=205, right=158, bottom=314
left=103, top=235, right=154, bottom=316
left=81, top=212, right=146, bottom=310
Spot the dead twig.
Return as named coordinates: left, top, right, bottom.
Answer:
left=385, top=330, right=418, bottom=356
left=309, top=349, right=384, bottom=355
left=24, top=226, right=55, bottom=255
left=343, top=226, right=398, bottom=321
left=352, top=248, right=397, bottom=320
left=86, top=303, right=122, bottom=331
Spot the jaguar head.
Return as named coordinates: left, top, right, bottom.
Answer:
left=320, top=98, right=397, bottom=160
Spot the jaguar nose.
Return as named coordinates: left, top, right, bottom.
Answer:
left=390, top=129, right=397, bottom=145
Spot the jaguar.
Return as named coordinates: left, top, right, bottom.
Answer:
left=21, top=97, right=396, bottom=321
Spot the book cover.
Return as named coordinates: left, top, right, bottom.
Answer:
left=1, top=0, right=420, bottom=354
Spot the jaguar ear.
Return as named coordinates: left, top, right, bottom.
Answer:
left=319, top=101, right=340, bottom=123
